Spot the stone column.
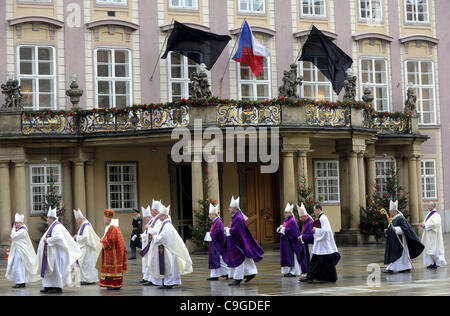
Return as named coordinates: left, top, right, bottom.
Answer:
left=207, top=159, right=220, bottom=207
left=366, top=155, right=376, bottom=197
left=191, top=153, right=203, bottom=226
left=408, top=156, right=419, bottom=225
left=416, top=157, right=424, bottom=222
left=85, top=161, right=96, bottom=226
left=73, top=161, right=86, bottom=213
left=62, top=161, right=73, bottom=230
left=282, top=151, right=297, bottom=206
left=297, top=151, right=308, bottom=184
left=14, top=161, right=28, bottom=224
left=358, top=152, right=366, bottom=209
left=0, top=162, right=12, bottom=244
left=349, top=152, right=360, bottom=229
left=339, top=154, right=350, bottom=230
left=396, top=156, right=405, bottom=190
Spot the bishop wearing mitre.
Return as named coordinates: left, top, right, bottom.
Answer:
left=35, top=207, right=82, bottom=294
left=148, top=203, right=193, bottom=289
left=5, top=213, right=40, bottom=288
left=278, top=203, right=302, bottom=278
left=73, top=209, right=102, bottom=285
left=141, top=199, right=162, bottom=286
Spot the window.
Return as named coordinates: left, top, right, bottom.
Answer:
left=405, top=0, right=429, bottom=23
left=168, top=52, right=201, bottom=101
left=29, top=164, right=62, bottom=214
left=95, top=48, right=132, bottom=109
left=300, top=0, right=326, bottom=18
left=169, top=0, right=198, bottom=9
left=107, top=163, right=138, bottom=210
left=314, top=160, right=340, bottom=203
left=360, top=58, right=389, bottom=112
left=17, top=46, right=56, bottom=110
left=375, top=159, right=396, bottom=196
left=405, top=60, right=435, bottom=124
left=300, top=58, right=333, bottom=101
left=359, top=0, right=383, bottom=22
left=96, top=0, right=127, bottom=5
left=238, top=57, right=271, bottom=101
left=239, top=0, right=265, bottom=13
left=18, top=0, right=52, bottom=3
left=421, top=159, right=437, bottom=200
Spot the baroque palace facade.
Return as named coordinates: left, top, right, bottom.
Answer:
left=0, top=0, right=449, bottom=249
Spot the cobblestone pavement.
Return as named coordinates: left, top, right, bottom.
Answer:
left=0, top=234, right=449, bottom=296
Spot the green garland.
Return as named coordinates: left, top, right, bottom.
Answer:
left=21, top=97, right=414, bottom=121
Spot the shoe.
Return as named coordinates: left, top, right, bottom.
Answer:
left=128, top=257, right=136, bottom=260
left=106, top=287, right=121, bottom=290
left=40, top=288, right=50, bottom=293
left=299, top=278, right=308, bottom=283
left=283, top=273, right=295, bottom=278
left=158, top=285, right=173, bottom=289
left=139, top=279, right=147, bottom=284
left=13, top=284, right=26, bottom=288
left=244, top=274, right=256, bottom=283
left=143, top=281, right=154, bottom=286
left=221, top=275, right=229, bottom=280
left=80, top=281, right=95, bottom=286
left=399, top=269, right=411, bottom=273
left=228, top=279, right=242, bottom=286
left=207, top=277, right=219, bottom=281
left=384, top=269, right=394, bottom=274
left=47, top=288, right=62, bottom=294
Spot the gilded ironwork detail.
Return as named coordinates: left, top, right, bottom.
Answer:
left=217, top=104, right=281, bottom=126
left=305, top=105, right=351, bottom=127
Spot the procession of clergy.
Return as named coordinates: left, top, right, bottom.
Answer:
left=5, top=195, right=447, bottom=293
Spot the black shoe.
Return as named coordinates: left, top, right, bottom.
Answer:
left=128, top=257, right=136, bottom=260
left=384, top=269, right=394, bottom=274
left=139, top=279, right=147, bottom=284
left=207, top=277, right=219, bottom=281
left=106, top=287, right=121, bottom=290
left=221, top=275, right=229, bottom=280
left=284, top=273, right=295, bottom=278
left=40, top=288, right=50, bottom=293
left=158, top=285, right=173, bottom=289
left=244, top=274, right=256, bottom=283
left=143, top=281, right=154, bottom=286
left=47, top=288, right=62, bottom=294
left=228, top=279, right=242, bottom=286
left=13, top=284, right=26, bottom=288
left=399, top=269, right=411, bottom=273
left=80, top=281, right=95, bottom=286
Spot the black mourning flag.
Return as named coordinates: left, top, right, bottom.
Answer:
left=299, top=26, right=353, bottom=95
left=161, top=21, right=232, bottom=70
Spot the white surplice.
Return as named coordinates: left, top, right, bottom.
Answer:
left=75, top=221, right=102, bottom=283
left=5, top=226, right=40, bottom=284
left=35, top=222, right=82, bottom=288
left=312, top=214, right=338, bottom=255
left=422, top=211, right=447, bottom=267
left=148, top=219, right=193, bottom=286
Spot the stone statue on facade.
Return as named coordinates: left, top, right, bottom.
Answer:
left=278, top=63, right=303, bottom=98
left=1, top=79, right=23, bottom=110
left=404, top=87, right=417, bottom=114
left=189, top=64, right=212, bottom=99
left=343, top=75, right=357, bottom=102
left=362, top=87, right=374, bottom=105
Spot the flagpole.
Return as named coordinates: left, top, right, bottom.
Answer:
left=219, top=18, right=246, bottom=96
left=150, top=18, right=175, bottom=81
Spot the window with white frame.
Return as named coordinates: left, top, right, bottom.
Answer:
left=360, top=58, right=389, bottom=112
left=300, top=58, right=333, bottom=101
left=18, top=46, right=56, bottom=110
left=29, top=164, right=62, bottom=214
left=359, top=0, right=383, bottom=22
left=20, top=0, right=52, bottom=3
left=300, top=0, right=326, bottom=18
left=375, top=159, right=396, bottom=195
left=314, top=160, right=340, bottom=203
left=406, top=60, right=435, bottom=124
left=107, top=163, right=138, bottom=210
left=95, top=48, right=132, bottom=109
left=96, top=0, right=127, bottom=5
left=238, top=57, right=271, bottom=101
left=239, top=0, right=265, bottom=13
left=168, top=52, right=201, bottom=101
left=404, top=0, right=429, bottom=23
left=421, top=159, right=437, bottom=200
left=169, top=0, right=198, bottom=9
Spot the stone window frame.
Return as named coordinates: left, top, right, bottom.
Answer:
left=94, top=47, right=133, bottom=109
left=95, top=0, right=128, bottom=7
left=106, top=162, right=138, bottom=212
left=237, top=56, right=272, bottom=101
left=404, top=59, right=436, bottom=125
left=358, top=57, right=390, bottom=113
left=299, top=57, right=334, bottom=102
left=238, top=0, right=266, bottom=15
left=300, top=0, right=327, bottom=19
left=168, top=0, right=199, bottom=10
left=374, top=158, right=396, bottom=196
left=404, top=0, right=430, bottom=24
left=313, top=159, right=340, bottom=204
left=167, top=52, right=201, bottom=102
left=29, top=163, right=62, bottom=216
left=16, top=0, right=53, bottom=5
left=17, top=44, right=57, bottom=111
left=358, top=0, right=384, bottom=23
left=421, top=159, right=437, bottom=200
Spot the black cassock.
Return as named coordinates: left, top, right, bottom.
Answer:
left=384, top=214, right=424, bottom=265
left=130, top=217, right=143, bottom=249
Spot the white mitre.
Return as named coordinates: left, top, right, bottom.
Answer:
left=389, top=200, right=398, bottom=211
left=297, top=203, right=308, bottom=217
left=152, top=199, right=162, bottom=211
left=142, top=206, right=151, bottom=218
left=230, top=196, right=240, bottom=209
left=284, top=203, right=294, bottom=214
left=73, top=209, right=85, bottom=220
left=159, top=204, right=170, bottom=216
left=14, top=213, right=25, bottom=223
left=47, top=207, right=58, bottom=219
left=209, top=203, right=219, bottom=216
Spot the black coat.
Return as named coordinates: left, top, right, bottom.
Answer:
left=130, top=217, right=143, bottom=249
left=384, top=214, right=424, bottom=264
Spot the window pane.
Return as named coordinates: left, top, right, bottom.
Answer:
left=20, top=62, right=33, bottom=75
left=20, top=47, right=33, bottom=60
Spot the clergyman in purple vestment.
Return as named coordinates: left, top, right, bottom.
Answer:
left=224, top=196, right=264, bottom=286
left=278, top=203, right=302, bottom=277
left=205, top=203, right=229, bottom=281
left=297, top=203, right=314, bottom=282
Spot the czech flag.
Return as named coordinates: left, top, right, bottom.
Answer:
left=232, top=21, right=270, bottom=77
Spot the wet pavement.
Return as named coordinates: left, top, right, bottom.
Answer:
left=1, top=234, right=449, bottom=296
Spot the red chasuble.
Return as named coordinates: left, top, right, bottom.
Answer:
left=99, top=225, right=127, bottom=289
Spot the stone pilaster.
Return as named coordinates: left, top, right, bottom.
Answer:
left=416, top=157, right=424, bottom=222
left=207, top=158, right=220, bottom=208
left=13, top=161, right=28, bottom=224
left=191, top=152, right=203, bottom=226
left=408, top=156, right=419, bottom=225
left=349, top=152, right=360, bottom=229
left=62, top=161, right=74, bottom=230
left=73, top=161, right=86, bottom=213
left=358, top=152, right=366, bottom=209
left=85, top=161, right=95, bottom=226
left=282, top=151, right=297, bottom=206
left=0, top=162, right=11, bottom=244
